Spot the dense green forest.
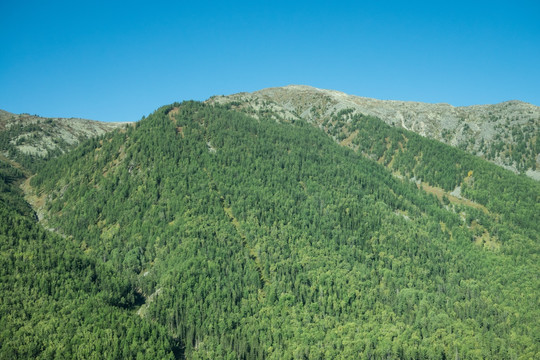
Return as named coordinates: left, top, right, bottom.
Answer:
left=15, top=102, right=537, bottom=359
left=0, top=157, right=176, bottom=359
left=322, top=109, right=539, bottom=237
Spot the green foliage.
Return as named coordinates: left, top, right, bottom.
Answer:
left=28, top=102, right=539, bottom=359
left=336, top=112, right=539, bottom=236
left=0, top=159, right=33, bottom=217
left=0, top=163, right=175, bottom=358
left=484, top=119, right=539, bottom=172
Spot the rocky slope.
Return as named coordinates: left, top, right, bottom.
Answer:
left=0, top=109, right=127, bottom=170
left=208, top=85, right=540, bottom=179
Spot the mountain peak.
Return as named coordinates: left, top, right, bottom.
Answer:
left=208, top=86, right=540, bottom=179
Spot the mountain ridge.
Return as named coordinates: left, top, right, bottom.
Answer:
left=0, top=109, right=127, bottom=171
left=208, top=85, right=540, bottom=179
left=265, top=85, right=534, bottom=107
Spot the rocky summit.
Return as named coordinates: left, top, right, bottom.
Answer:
left=208, top=85, right=540, bottom=179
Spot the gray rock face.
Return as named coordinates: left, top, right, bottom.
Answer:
left=208, top=85, right=540, bottom=179
left=0, top=110, right=127, bottom=161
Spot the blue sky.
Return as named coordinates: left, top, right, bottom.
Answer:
left=1, top=0, right=539, bottom=122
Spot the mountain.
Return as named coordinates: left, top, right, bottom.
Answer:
left=17, top=101, right=538, bottom=359
left=207, top=85, right=540, bottom=179
left=0, top=109, right=127, bottom=171
left=0, top=110, right=175, bottom=358
left=0, top=155, right=176, bottom=359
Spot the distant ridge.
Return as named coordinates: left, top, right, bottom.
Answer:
left=0, top=109, right=126, bottom=171
left=208, top=85, right=540, bottom=179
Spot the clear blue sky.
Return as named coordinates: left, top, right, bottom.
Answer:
left=1, top=0, right=539, bottom=122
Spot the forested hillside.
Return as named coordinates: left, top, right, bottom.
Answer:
left=321, top=109, right=539, bottom=238
left=22, top=102, right=539, bottom=359
left=208, top=85, right=540, bottom=179
left=0, top=158, right=176, bottom=359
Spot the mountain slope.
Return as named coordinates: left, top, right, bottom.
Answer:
left=0, top=109, right=127, bottom=171
left=207, top=85, right=540, bottom=179
left=25, top=101, right=539, bottom=359
left=0, top=157, right=176, bottom=359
